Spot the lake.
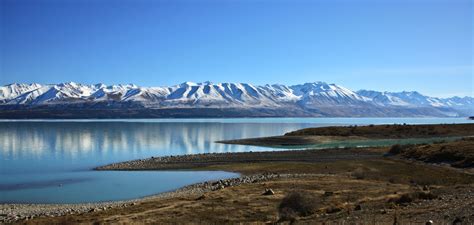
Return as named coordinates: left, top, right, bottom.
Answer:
left=0, top=117, right=472, bottom=203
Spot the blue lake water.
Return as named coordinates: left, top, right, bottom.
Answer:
left=0, top=117, right=472, bottom=204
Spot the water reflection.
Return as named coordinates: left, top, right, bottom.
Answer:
left=0, top=122, right=314, bottom=160
left=0, top=178, right=92, bottom=191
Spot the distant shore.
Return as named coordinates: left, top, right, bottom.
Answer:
left=218, top=123, right=474, bottom=147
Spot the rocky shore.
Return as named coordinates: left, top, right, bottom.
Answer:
left=95, top=147, right=384, bottom=171
left=2, top=146, right=384, bottom=224
left=0, top=200, right=138, bottom=223
left=1, top=172, right=316, bottom=223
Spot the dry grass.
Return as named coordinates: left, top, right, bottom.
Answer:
left=278, top=191, right=317, bottom=221
left=199, top=159, right=474, bottom=185
left=219, top=123, right=474, bottom=148
left=21, top=157, right=474, bottom=224
left=285, top=123, right=474, bottom=139
left=390, top=137, right=474, bottom=168
left=23, top=174, right=412, bottom=225
left=388, top=191, right=438, bottom=205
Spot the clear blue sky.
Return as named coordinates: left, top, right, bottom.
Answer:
left=1, top=0, right=472, bottom=97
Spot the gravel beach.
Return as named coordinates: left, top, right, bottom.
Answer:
left=2, top=146, right=383, bottom=224
left=0, top=170, right=320, bottom=223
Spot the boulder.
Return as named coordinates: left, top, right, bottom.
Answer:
left=354, top=204, right=362, bottom=211
left=196, top=194, right=206, bottom=200
left=262, top=189, right=275, bottom=196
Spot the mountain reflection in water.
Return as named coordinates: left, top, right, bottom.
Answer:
left=0, top=122, right=315, bottom=160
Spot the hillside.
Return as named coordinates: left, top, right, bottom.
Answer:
left=389, top=137, right=474, bottom=168
left=285, top=123, right=474, bottom=138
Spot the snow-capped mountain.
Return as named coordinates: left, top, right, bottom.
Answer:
left=292, top=82, right=368, bottom=106
left=356, top=90, right=473, bottom=115
left=0, top=82, right=361, bottom=106
left=0, top=82, right=472, bottom=118
left=356, top=90, right=443, bottom=107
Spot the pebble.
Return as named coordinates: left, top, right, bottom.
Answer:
left=262, top=189, right=275, bottom=196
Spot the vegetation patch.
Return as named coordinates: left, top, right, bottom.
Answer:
left=285, top=124, right=474, bottom=139
left=278, top=191, right=317, bottom=221
left=388, top=138, right=474, bottom=168
left=389, top=191, right=438, bottom=205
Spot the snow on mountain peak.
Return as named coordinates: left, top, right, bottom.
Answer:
left=0, top=82, right=472, bottom=116
left=180, top=81, right=197, bottom=87
left=0, top=83, right=43, bottom=102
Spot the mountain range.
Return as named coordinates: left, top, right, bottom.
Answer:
left=0, top=82, right=472, bottom=118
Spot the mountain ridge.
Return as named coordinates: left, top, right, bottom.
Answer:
left=0, top=81, right=472, bottom=118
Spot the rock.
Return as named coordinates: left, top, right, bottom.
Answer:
left=423, top=185, right=429, bottom=191
left=425, top=220, right=433, bottom=225
left=196, top=194, right=206, bottom=200
left=324, top=191, right=334, bottom=197
left=326, top=206, right=342, bottom=214
left=453, top=218, right=462, bottom=225
left=262, top=189, right=275, bottom=196
left=354, top=204, right=362, bottom=211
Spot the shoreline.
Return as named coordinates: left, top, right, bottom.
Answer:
left=217, top=123, right=474, bottom=147
left=1, top=172, right=289, bottom=223
left=1, top=147, right=386, bottom=223
left=4, top=143, right=472, bottom=222
left=6, top=123, right=474, bottom=224
left=95, top=147, right=385, bottom=171
left=17, top=148, right=474, bottom=224
left=2, top=172, right=340, bottom=223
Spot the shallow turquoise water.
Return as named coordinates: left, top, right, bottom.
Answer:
left=272, top=137, right=463, bottom=149
left=0, top=118, right=472, bottom=203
